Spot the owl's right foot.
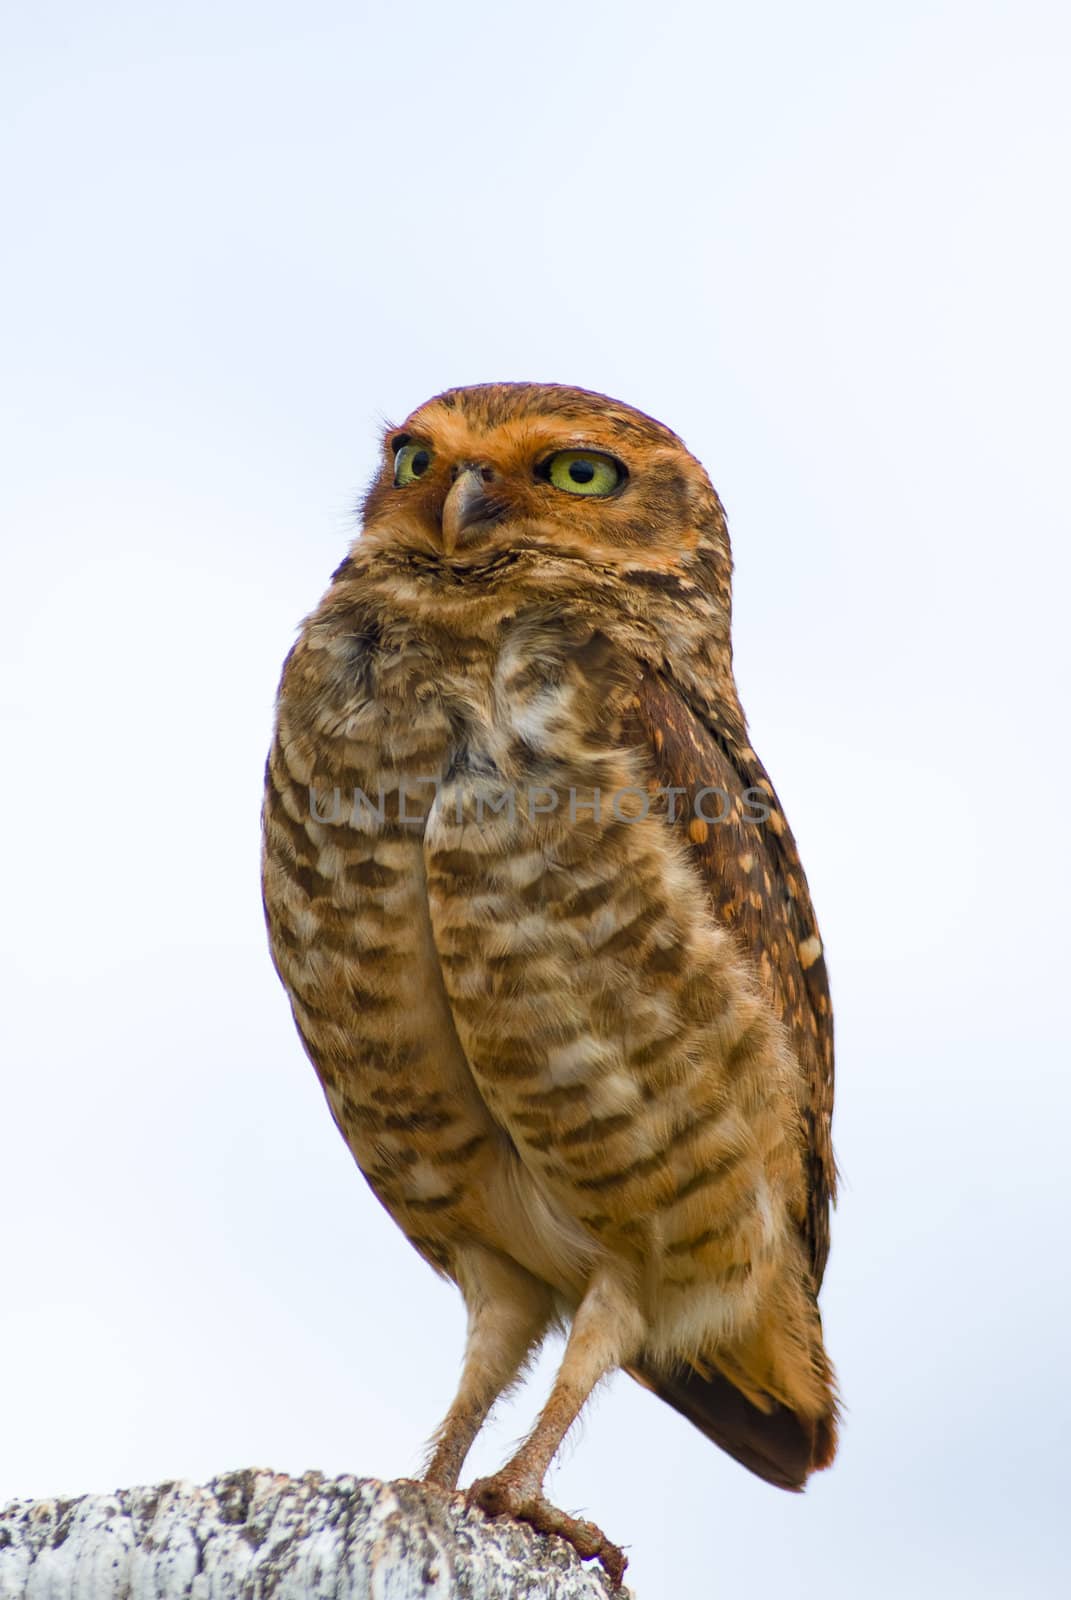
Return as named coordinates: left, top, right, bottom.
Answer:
left=467, top=1474, right=627, bottom=1588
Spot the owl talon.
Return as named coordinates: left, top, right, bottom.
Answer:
left=467, top=1475, right=627, bottom=1588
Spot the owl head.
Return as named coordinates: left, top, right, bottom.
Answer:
left=358, top=383, right=731, bottom=588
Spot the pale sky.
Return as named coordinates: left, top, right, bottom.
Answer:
left=2, top=4, right=1069, bottom=1596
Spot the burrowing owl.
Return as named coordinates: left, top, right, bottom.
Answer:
left=262, top=384, right=837, bottom=1584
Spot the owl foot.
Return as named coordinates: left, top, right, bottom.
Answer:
left=467, top=1474, right=627, bottom=1589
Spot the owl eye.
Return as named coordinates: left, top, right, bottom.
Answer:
left=393, top=441, right=434, bottom=486
left=540, top=450, right=625, bottom=497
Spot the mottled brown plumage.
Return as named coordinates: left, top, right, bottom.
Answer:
left=261, top=383, right=839, bottom=1584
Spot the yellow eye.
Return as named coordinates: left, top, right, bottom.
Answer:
left=543, top=450, right=624, bottom=497
left=393, top=441, right=434, bottom=486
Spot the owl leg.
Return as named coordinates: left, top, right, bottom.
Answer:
left=467, top=1269, right=644, bottom=1588
left=422, top=1246, right=555, bottom=1492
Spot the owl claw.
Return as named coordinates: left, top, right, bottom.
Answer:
left=467, top=1475, right=627, bottom=1589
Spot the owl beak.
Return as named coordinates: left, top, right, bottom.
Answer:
left=441, top=466, right=497, bottom=553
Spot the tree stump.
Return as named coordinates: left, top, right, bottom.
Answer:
left=0, top=1469, right=630, bottom=1598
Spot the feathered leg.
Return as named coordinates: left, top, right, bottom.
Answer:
left=423, top=1247, right=555, bottom=1491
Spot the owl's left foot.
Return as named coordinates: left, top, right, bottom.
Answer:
left=467, top=1474, right=627, bottom=1588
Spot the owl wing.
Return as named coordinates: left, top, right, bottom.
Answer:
left=630, top=669, right=836, bottom=1288
left=618, top=668, right=837, bottom=1489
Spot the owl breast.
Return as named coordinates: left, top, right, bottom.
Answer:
left=265, top=599, right=803, bottom=1349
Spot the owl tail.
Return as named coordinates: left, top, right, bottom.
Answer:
left=629, top=1272, right=839, bottom=1488
left=627, top=1349, right=838, bottom=1491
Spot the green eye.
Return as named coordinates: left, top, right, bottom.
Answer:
left=543, top=450, right=624, bottom=497
left=394, top=441, right=433, bottom=486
